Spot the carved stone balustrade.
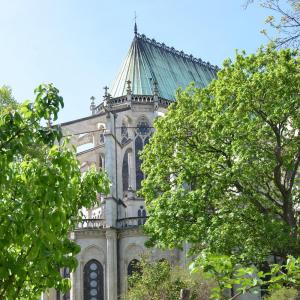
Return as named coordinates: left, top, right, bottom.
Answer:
left=76, top=218, right=106, bottom=229
left=116, top=217, right=148, bottom=229
left=75, top=217, right=148, bottom=230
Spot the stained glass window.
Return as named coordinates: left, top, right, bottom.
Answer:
left=84, top=260, right=104, bottom=300
left=136, top=120, right=150, bottom=136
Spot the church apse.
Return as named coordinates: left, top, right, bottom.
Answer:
left=52, top=26, right=218, bottom=300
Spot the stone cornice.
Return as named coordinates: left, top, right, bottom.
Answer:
left=74, top=227, right=147, bottom=241
left=117, top=227, right=145, bottom=239
left=74, top=228, right=107, bottom=239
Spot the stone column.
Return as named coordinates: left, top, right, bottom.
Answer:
left=106, top=229, right=117, bottom=300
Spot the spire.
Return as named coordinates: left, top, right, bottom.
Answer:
left=134, top=22, right=137, bottom=35
left=90, top=96, right=96, bottom=115
left=110, top=32, right=218, bottom=100
left=134, top=12, right=137, bottom=36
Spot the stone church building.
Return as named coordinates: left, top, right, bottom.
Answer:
left=44, top=26, right=220, bottom=300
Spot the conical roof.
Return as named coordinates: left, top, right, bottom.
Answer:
left=110, top=33, right=218, bottom=101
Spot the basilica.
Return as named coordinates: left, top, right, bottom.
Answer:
left=45, top=25, right=218, bottom=300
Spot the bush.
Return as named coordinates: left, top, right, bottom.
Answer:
left=264, top=287, right=298, bottom=300
left=123, top=258, right=215, bottom=300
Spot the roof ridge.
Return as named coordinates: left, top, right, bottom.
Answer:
left=136, top=33, right=219, bottom=71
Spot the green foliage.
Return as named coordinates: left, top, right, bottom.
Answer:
left=141, top=47, right=300, bottom=297
left=0, top=85, right=18, bottom=109
left=0, top=84, right=109, bottom=299
left=124, top=258, right=215, bottom=300
left=191, top=254, right=300, bottom=299
left=246, top=0, right=300, bottom=50
left=264, top=287, right=298, bottom=300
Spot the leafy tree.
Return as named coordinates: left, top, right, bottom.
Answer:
left=245, top=0, right=300, bottom=50
left=124, top=258, right=215, bottom=300
left=0, top=85, right=18, bottom=109
left=141, top=47, right=300, bottom=296
left=0, top=84, right=109, bottom=299
left=191, top=254, right=300, bottom=299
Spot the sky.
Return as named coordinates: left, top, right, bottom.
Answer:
left=0, top=0, right=275, bottom=123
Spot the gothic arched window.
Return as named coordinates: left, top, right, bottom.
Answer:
left=135, top=117, right=151, bottom=190
left=83, top=260, right=104, bottom=300
left=122, top=150, right=129, bottom=192
left=127, top=259, right=141, bottom=277
left=138, top=206, right=147, bottom=225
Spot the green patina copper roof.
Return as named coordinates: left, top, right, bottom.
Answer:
left=110, top=33, right=218, bottom=101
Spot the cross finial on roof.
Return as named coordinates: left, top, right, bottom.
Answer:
left=103, top=86, right=109, bottom=97
left=134, top=11, right=138, bottom=35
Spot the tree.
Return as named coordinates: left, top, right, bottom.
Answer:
left=0, top=84, right=109, bottom=299
left=191, top=254, right=300, bottom=299
left=0, top=85, right=18, bottom=109
left=265, top=287, right=298, bottom=300
left=245, top=0, right=300, bottom=50
left=124, top=258, right=215, bottom=300
left=141, top=46, right=300, bottom=291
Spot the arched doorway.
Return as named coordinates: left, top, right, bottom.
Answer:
left=83, top=259, right=104, bottom=300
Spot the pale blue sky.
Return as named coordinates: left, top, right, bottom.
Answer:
left=0, top=0, right=274, bottom=123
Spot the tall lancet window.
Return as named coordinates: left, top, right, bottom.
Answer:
left=135, top=117, right=151, bottom=190
left=138, top=206, right=147, bottom=225
left=84, top=260, right=104, bottom=300
left=122, top=149, right=130, bottom=192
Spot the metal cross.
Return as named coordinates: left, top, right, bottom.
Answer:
left=134, top=12, right=138, bottom=35
left=103, top=86, right=109, bottom=96
left=134, top=11, right=137, bottom=23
